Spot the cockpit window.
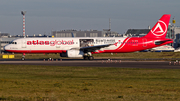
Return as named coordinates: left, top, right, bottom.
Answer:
left=10, top=42, right=17, bottom=44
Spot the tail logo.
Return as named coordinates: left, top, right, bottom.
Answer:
left=151, top=20, right=167, bottom=37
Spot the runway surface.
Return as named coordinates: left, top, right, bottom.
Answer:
left=0, top=59, right=180, bottom=69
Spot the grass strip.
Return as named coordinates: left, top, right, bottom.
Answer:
left=0, top=64, right=179, bottom=100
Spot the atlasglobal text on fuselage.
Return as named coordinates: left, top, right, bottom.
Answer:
left=4, top=14, right=173, bottom=60
left=27, top=40, right=74, bottom=46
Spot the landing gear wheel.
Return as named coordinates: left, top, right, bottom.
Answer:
left=21, top=57, right=25, bottom=61
left=88, top=56, right=94, bottom=60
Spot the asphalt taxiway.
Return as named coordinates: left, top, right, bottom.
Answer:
left=0, top=59, right=180, bottom=69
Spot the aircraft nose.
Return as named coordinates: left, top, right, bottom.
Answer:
left=3, top=46, right=7, bottom=51
left=4, top=45, right=9, bottom=51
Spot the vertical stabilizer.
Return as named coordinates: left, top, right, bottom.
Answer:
left=144, top=14, right=171, bottom=39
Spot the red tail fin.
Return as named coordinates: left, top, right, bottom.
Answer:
left=144, top=14, right=171, bottom=39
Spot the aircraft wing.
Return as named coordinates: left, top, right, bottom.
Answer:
left=79, top=44, right=113, bottom=52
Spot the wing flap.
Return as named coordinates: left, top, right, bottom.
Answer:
left=80, top=44, right=113, bottom=52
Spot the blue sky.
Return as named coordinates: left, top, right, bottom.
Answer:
left=0, top=0, right=179, bottom=35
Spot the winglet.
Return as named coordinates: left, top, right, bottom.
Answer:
left=144, top=14, right=171, bottom=39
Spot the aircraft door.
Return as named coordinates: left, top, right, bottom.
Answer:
left=79, top=39, right=94, bottom=47
left=142, top=38, right=147, bottom=47
left=56, top=40, right=60, bottom=49
left=21, top=39, right=26, bottom=48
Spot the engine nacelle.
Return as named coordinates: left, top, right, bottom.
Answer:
left=60, top=50, right=84, bottom=58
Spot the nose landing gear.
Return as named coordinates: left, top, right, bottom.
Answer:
left=21, top=53, right=25, bottom=61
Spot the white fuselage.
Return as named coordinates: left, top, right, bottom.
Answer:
left=5, top=37, right=125, bottom=53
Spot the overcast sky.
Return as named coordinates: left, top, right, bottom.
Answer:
left=0, top=0, right=179, bottom=36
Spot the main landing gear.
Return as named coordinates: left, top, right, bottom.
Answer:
left=83, top=56, right=94, bottom=60
left=83, top=53, right=94, bottom=60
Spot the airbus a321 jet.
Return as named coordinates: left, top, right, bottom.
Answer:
left=4, top=14, right=173, bottom=60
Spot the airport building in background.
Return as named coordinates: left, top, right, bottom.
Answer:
left=173, top=27, right=180, bottom=48
left=125, top=29, right=150, bottom=37
left=51, top=29, right=120, bottom=37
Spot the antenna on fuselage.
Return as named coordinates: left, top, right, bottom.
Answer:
left=21, top=11, right=26, bottom=38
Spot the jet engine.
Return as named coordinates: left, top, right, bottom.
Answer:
left=60, top=50, right=84, bottom=58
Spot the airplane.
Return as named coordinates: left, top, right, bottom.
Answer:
left=4, top=14, right=173, bottom=60
left=150, top=45, right=174, bottom=52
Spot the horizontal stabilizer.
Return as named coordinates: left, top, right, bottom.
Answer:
left=155, top=40, right=172, bottom=45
